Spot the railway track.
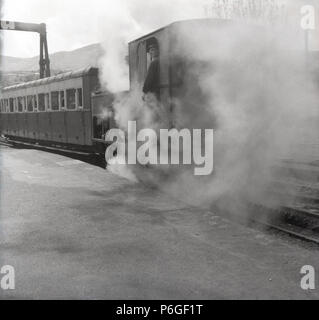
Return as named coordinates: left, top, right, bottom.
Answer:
left=206, top=199, right=319, bottom=245
left=247, top=203, right=319, bottom=245
left=255, top=219, right=319, bottom=245
left=1, top=137, right=318, bottom=245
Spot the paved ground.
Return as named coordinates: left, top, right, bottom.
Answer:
left=0, top=144, right=318, bottom=300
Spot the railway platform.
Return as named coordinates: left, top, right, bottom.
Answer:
left=0, top=144, right=319, bottom=299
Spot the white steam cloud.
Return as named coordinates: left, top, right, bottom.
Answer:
left=165, top=22, right=319, bottom=209
left=97, top=1, right=318, bottom=215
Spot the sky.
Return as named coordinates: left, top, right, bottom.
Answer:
left=0, top=0, right=208, bottom=57
left=0, top=0, right=317, bottom=58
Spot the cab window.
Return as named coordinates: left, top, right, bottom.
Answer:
left=136, top=41, right=148, bottom=85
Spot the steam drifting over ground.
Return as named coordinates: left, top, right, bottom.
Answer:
left=98, top=1, right=319, bottom=217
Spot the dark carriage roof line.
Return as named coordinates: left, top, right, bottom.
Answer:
left=1, top=66, right=98, bottom=92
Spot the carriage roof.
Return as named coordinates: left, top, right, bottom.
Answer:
left=2, top=66, right=98, bottom=92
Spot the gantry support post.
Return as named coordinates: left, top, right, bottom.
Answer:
left=0, top=20, right=51, bottom=78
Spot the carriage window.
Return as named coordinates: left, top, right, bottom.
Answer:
left=9, top=98, right=14, bottom=112
left=18, top=97, right=22, bottom=112
left=27, top=96, right=34, bottom=112
left=66, top=89, right=76, bottom=110
left=45, top=93, right=50, bottom=110
left=21, top=97, right=26, bottom=111
left=17, top=97, right=24, bottom=112
left=34, top=95, right=38, bottom=110
left=51, top=91, right=59, bottom=111
left=77, top=88, right=83, bottom=107
left=38, top=94, right=45, bottom=111
left=60, top=91, right=65, bottom=109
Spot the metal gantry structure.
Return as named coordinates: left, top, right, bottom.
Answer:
left=0, top=20, right=51, bottom=78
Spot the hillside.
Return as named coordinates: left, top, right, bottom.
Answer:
left=0, top=43, right=104, bottom=73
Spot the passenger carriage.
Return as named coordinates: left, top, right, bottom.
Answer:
left=0, top=67, right=99, bottom=150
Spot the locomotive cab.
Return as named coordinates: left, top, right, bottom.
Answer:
left=128, top=19, right=232, bottom=129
